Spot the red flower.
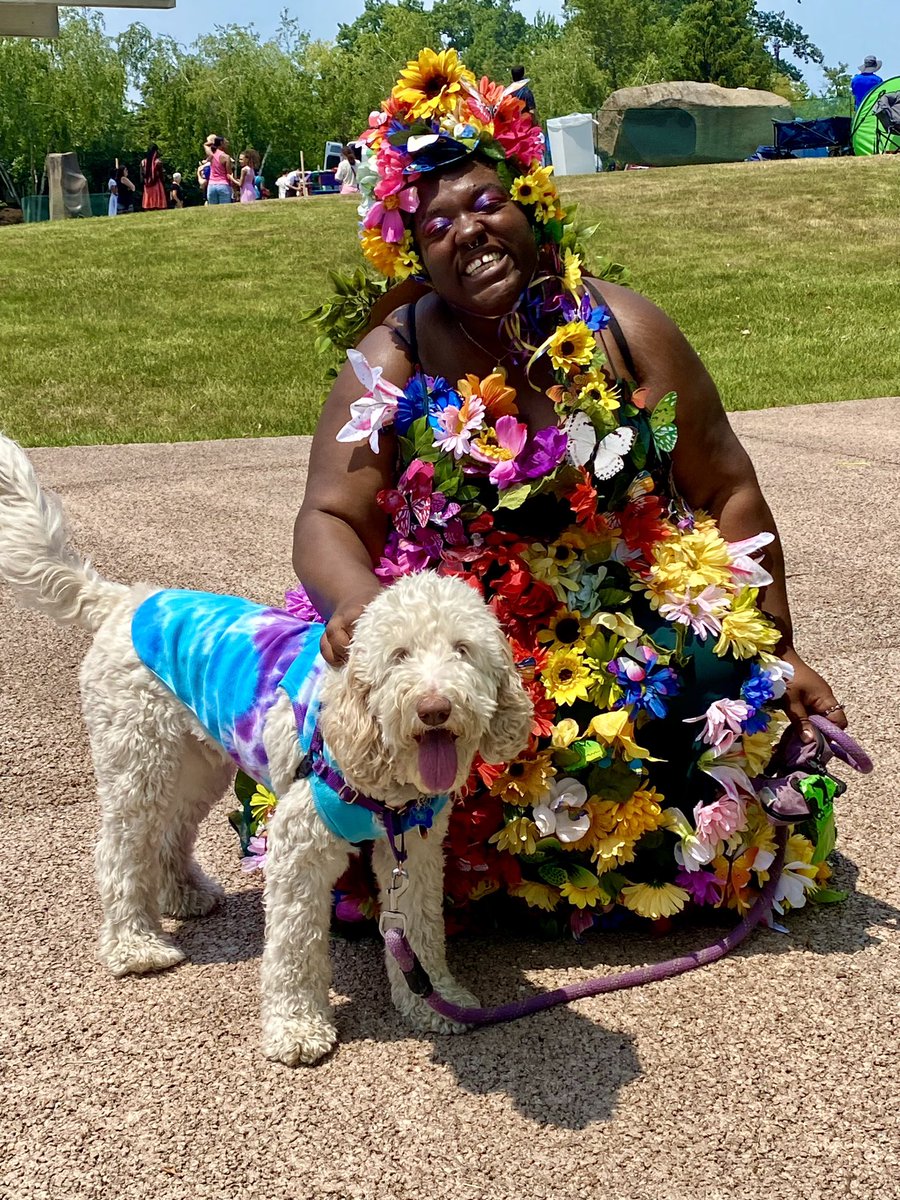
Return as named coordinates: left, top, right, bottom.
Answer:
left=618, top=494, right=671, bottom=560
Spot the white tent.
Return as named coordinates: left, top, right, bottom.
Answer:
left=0, top=0, right=174, bottom=38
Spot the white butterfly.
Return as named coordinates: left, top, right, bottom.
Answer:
left=564, top=412, right=635, bottom=481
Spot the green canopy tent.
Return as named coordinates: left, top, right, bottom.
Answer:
left=851, top=77, right=900, bottom=155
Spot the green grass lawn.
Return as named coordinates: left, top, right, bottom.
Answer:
left=1, top=155, right=898, bottom=446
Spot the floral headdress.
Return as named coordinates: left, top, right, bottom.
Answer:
left=356, top=47, right=564, bottom=282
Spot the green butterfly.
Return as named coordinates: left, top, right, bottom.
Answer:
left=650, top=391, right=678, bottom=455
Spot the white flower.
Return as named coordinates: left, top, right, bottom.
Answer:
left=335, top=349, right=406, bottom=453
left=684, top=697, right=752, bottom=751
left=533, top=777, right=591, bottom=844
left=659, top=585, right=728, bottom=640
left=663, top=807, right=717, bottom=872
left=773, top=860, right=818, bottom=914
left=759, top=655, right=795, bottom=701
left=727, top=532, right=774, bottom=588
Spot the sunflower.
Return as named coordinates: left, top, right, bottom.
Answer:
left=714, top=588, right=781, bottom=661
left=509, top=880, right=561, bottom=911
left=542, top=646, right=594, bottom=706
left=547, top=321, right=596, bottom=373
left=489, top=751, right=555, bottom=806
left=537, top=607, right=592, bottom=653
left=391, top=47, right=475, bottom=121
left=561, top=248, right=583, bottom=294
left=578, top=374, right=620, bottom=412
left=489, top=816, right=540, bottom=856
left=620, top=880, right=690, bottom=920
left=510, top=163, right=555, bottom=207
left=360, top=227, right=422, bottom=280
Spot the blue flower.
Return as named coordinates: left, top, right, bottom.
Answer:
left=395, top=374, right=429, bottom=436
left=742, top=708, right=771, bottom=735
left=741, top=664, right=775, bottom=710
left=426, top=376, right=461, bottom=431
left=608, top=648, right=680, bottom=719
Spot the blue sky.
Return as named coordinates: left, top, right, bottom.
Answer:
left=95, top=1, right=898, bottom=91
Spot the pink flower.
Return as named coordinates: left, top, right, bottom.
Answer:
left=697, top=748, right=755, bottom=801
left=283, top=585, right=323, bottom=623
left=659, top=585, right=727, bottom=639
left=241, top=834, right=268, bottom=873
left=373, top=145, right=415, bottom=198
left=684, top=696, right=753, bottom=751
left=433, top=393, right=485, bottom=458
left=363, top=184, right=419, bottom=244
left=728, top=531, right=774, bottom=588
left=469, top=415, right=528, bottom=488
left=335, top=348, right=406, bottom=452
left=693, top=796, right=747, bottom=845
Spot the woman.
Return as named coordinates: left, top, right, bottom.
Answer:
left=169, top=172, right=184, bottom=208
left=282, top=50, right=848, bottom=936
left=140, top=144, right=167, bottom=211
left=236, top=149, right=260, bottom=203
left=114, top=165, right=136, bottom=215
left=205, top=136, right=233, bottom=206
left=334, top=145, right=360, bottom=194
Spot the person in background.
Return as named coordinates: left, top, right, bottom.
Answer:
left=254, top=163, right=268, bottom=200
left=169, top=172, right=184, bottom=208
left=851, top=56, right=884, bottom=108
left=237, top=149, right=260, bottom=203
left=510, top=65, right=536, bottom=117
left=107, top=170, right=118, bottom=217
left=197, top=146, right=211, bottom=200
left=205, top=135, right=234, bottom=206
left=141, top=144, right=168, bottom=211
left=335, top=145, right=360, bottom=195
left=115, top=165, right=136, bottom=214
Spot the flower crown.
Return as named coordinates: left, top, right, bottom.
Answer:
left=356, top=48, right=562, bottom=280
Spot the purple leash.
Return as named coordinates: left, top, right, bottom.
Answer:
left=382, top=716, right=871, bottom=1028
left=385, top=829, right=787, bottom=1027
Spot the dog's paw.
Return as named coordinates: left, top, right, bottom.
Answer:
left=101, top=931, right=186, bottom=978
left=159, top=874, right=225, bottom=919
left=261, top=1013, right=338, bottom=1067
left=394, top=979, right=479, bottom=1036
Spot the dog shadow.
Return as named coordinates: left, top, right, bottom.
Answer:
left=173, top=848, right=897, bottom=1126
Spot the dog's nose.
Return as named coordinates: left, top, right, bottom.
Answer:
left=417, top=696, right=452, bottom=727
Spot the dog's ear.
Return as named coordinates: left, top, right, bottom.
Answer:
left=318, top=658, right=394, bottom=793
left=478, top=646, right=534, bottom=765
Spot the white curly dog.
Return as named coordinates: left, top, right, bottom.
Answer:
left=0, top=436, right=533, bottom=1065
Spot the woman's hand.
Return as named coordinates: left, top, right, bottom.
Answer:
left=321, top=588, right=382, bottom=667
left=780, top=647, right=848, bottom=739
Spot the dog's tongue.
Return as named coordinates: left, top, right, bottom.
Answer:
left=417, top=730, right=458, bottom=793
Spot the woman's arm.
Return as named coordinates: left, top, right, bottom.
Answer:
left=294, top=320, right=414, bottom=665
left=604, top=282, right=845, bottom=732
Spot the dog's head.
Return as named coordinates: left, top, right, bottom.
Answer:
left=318, top=572, right=533, bottom=802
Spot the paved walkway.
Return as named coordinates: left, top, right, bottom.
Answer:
left=1, top=398, right=897, bottom=1200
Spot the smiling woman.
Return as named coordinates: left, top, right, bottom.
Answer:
left=264, top=48, right=856, bottom=939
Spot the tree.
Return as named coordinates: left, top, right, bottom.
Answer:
left=678, top=0, right=773, bottom=89
left=433, top=0, right=530, bottom=78
left=564, top=0, right=683, bottom=93
left=753, top=8, right=824, bottom=83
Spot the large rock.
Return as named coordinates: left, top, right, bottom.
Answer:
left=596, top=81, right=793, bottom=166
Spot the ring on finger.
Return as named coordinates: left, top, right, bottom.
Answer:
left=823, top=703, right=845, bottom=716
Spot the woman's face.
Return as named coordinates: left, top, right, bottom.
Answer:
left=412, top=159, right=538, bottom=319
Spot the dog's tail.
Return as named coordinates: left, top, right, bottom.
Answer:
left=0, top=434, right=127, bottom=632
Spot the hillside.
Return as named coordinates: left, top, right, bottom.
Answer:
left=1, top=155, right=897, bottom=446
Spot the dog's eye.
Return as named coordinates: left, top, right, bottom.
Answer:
left=453, top=642, right=471, bottom=659
left=390, top=647, right=409, bottom=664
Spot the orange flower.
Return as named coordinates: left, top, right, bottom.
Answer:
left=457, top=369, right=518, bottom=420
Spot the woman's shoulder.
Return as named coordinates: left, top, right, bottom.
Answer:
left=586, top=277, right=699, bottom=378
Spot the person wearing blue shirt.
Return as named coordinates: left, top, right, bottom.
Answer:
left=851, top=56, right=883, bottom=108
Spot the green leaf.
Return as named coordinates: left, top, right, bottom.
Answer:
left=538, top=863, right=569, bottom=888
left=534, top=836, right=563, bottom=853
left=495, top=481, right=534, bottom=511
left=567, top=864, right=599, bottom=889
left=234, top=770, right=258, bottom=805
left=597, top=870, right=630, bottom=900
left=810, top=887, right=848, bottom=905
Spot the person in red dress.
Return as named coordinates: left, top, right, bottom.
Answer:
left=140, top=144, right=167, bottom=211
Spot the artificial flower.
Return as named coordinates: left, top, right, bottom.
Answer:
left=489, top=816, right=540, bottom=856
left=658, top=585, right=728, bottom=640
left=559, top=878, right=604, bottom=909
left=509, top=880, right=560, bottom=911
left=606, top=645, right=680, bottom=719
left=433, top=389, right=486, bottom=458
left=674, top=867, right=724, bottom=906
left=547, top=321, right=596, bottom=373
left=727, top=531, right=775, bottom=588
left=713, top=588, right=780, bottom=660
left=456, top=370, right=517, bottom=419
left=469, top=414, right=528, bottom=487
left=684, top=696, right=754, bottom=752
left=363, top=184, right=419, bottom=243
left=537, top=608, right=591, bottom=652
left=620, top=881, right=690, bottom=920
left=587, top=709, right=653, bottom=763
left=360, top=227, right=422, bottom=280
left=533, top=777, right=592, bottom=843
left=510, top=163, right=556, bottom=207
left=598, top=786, right=666, bottom=841
left=391, top=48, right=475, bottom=121
left=542, top=646, right=594, bottom=706
left=662, top=807, right=718, bottom=872
left=489, top=752, right=555, bottom=806
left=241, top=834, right=268, bottom=873
left=562, top=248, right=583, bottom=294
left=693, top=795, right=747, bottom=847
left=335, top=348, right=406, bottom=452
left=578, top=375, right=620, bottom=411
left=645, top=523, right=733, bottom=602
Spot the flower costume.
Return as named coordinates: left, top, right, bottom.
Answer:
left=239, top=50, right=842, bottom=937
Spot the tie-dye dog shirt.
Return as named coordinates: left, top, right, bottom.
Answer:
left=130, top=590, right=447, bottom=844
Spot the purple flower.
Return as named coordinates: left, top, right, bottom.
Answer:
left=510, top=426, right=568, bottom=482
left=675, top=868, right=723, bottom=907
left=283, top=585, right=324, bottom=623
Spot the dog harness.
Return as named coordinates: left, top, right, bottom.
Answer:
left=130, top=590, right=447, bottom=844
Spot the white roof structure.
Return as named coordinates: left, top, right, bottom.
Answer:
left=0, top=0, right=174, bottom=37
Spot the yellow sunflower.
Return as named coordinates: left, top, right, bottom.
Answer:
left=509, top=880, right=561, bottom=911
left=537, top=608, right=591, bottom=652
left=489, top=752, right=555, bottom=806
left=578, top=374, right=620, bottom=412
left=391, top=48, right=475, bottom=121
left=562, top=248, right=583, bottom=294
left=714, top=588, right=781, bottom=660
left=620, top=880, right=690, bottom=920
left=360, top=228, right=422, bottom=280
left=489, top=816, right=540, bottom=856
left=543, top=646, right=594, bottom=706
left=547, top=321, right=596, bottom=373
left=510, top=163, right=555, bottom=207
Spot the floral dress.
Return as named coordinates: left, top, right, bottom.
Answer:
left=245, top=288, right=834, bottom=937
